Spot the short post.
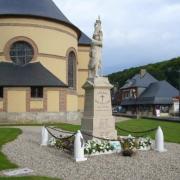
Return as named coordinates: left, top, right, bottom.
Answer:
left=155, top=126, right=167, bottom=152
left=74, top=130, right=87, bottom=162
left=41, top=126, right=49, bottom=146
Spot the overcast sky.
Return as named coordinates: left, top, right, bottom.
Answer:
left=54, top=0, right=180, bottom=74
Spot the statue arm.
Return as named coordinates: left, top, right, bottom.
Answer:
left=92, top=39, right=103, bottom=47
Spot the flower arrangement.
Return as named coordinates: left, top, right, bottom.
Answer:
left=119, top=135, right=152, bottom=156
left=49, top=137, right=56, bottom=146
left=84, top=139, right=114, bottom=155
left=48, top=136, right=74, bottom=154
left=119, top=137, right=137, bottom=156
left=136, top=137, right=152, bottom=150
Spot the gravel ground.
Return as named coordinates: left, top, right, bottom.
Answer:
left=2, top=127, right=180, bottom=180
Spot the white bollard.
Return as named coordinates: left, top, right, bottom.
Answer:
left=74, top=130, right=87, bottom=162
left=41, top=126, right=49, bottom=146
left=155, top=126, right=167, bottom=152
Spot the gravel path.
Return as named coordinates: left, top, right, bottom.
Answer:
left=2, top=127, right=180, bottom=180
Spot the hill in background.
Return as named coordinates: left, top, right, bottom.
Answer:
left=108, top=57, right=180, bottom=90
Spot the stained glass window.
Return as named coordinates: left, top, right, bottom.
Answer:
left=68, top=52, right=76, bottom=88
left=10, top=41, right=34, bottom=65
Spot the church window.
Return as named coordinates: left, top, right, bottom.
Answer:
left=10, top=41, right=34, bottom=66
left=68, top=51, right=76, bottom=88
left=31, top=87, right=43, bottom=98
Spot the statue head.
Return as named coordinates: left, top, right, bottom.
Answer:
left=93, top=16, right=103, bottom=41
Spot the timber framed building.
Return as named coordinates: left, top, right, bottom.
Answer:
left=119, top=69, right=179, bottom=117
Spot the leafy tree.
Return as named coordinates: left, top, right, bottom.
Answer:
left=108, top=57, right=180, bottom=90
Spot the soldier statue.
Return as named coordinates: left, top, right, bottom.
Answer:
left=88, top=16, right=103, bottom=78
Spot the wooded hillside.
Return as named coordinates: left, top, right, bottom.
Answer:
left=108, top=57, right=180, bottom=90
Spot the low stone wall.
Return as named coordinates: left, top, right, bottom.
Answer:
left=0, top=112, right=82, bottom=125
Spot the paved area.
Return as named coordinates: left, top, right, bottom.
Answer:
left=2, top=127, right=180, bottom=180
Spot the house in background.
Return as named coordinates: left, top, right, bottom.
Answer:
left=119, top=69, right=179, bottom=117
left=172, top=97, right=180, bottom=116
left=0, top=0, right=91, bottom=123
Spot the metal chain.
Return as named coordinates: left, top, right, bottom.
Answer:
left=115, top=126, right=157, bottom=134
left=45, top=127, right=75, bottom=140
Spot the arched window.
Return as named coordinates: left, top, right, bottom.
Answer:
left=68, top=51, right=76, bottom=88
left=10, top=41, right=34, bottom=66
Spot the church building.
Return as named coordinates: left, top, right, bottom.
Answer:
left=0, top=0, right=91, bottom=123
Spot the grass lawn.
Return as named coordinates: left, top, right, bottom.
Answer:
left=0, top=128, right=60, bottom=180
left=0, top=128, right=22, bottom=170
left=55, top=123, right=80, bottom=132
left=116, top=119, right=180, bottom=144
left=55, top=119, right=180, bottom=144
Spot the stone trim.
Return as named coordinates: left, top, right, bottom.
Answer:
left=43, top=88, right=48, bottom=112
left=59, top=88, right=67, bottom=112
left=0, top=23, right=77, bottom=40
left=30, top=98, right=44, bottom=101
left=67, top=89, right=78, bottom=95
left=3, top=88, right=7, bottom=112
left=1, top=51, right=67, bottom=62
left=26, top=88, right=30, bottom=112
left=0, top=98, right=3, bottom=112
left=38, top=53, right=66, bottom=60
left=30, top=109, right=44, bottom=112
left=78, top=95, right=84, bottom=98
left=78, top=69, right=88, bottom=72
left=4, top=36, right=38, bottom=62
left=78, top=49, right=90, bottom=53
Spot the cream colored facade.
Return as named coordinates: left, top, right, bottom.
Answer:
left=0, top=17, right=90, bottom=114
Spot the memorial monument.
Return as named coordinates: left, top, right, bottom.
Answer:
left=81, top=17, right=117, bottom=140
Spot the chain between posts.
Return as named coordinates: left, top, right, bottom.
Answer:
left=45, top=126, right=75, bottom=140
left=115, top=126, right=157, bottom=135
left=45, top=125, right=158, bottom=142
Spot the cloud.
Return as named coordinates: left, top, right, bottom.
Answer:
left=54, top=0, right=180, bottom=74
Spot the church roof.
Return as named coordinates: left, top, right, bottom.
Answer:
left=0, top=0, right=91, bottom=46
left=78, top=32, right=92, bottom=46
left=0, top=62, right=68, bottom=87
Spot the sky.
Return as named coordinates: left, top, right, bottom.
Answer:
left=54, top=0, right=180, bottom=74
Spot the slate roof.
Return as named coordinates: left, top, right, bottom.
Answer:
left=121, top=72, right=158, bottom=89
left=0, top=0, right=91, bottom=46
left=0, top=62, right=68, bottom=87
left=121, top=81, right=179, bottom=105
left=0, top=0, right=73, bottom=26
left=137, top=81, right=179, bottom=105
left=79, top=32, right=92, bottom=46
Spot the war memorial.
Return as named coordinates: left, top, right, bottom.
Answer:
left=0, top=0, right=179, bottom=180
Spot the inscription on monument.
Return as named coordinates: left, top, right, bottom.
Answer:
left=95, top=90, right=111, bottom=111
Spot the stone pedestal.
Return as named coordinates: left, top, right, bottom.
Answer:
left=81, top=77, right=117, bottom=140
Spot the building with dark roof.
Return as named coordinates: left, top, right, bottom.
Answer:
left=0, top=0, right=91, bottom=122
left=119, top=69, right=179, bottom=117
